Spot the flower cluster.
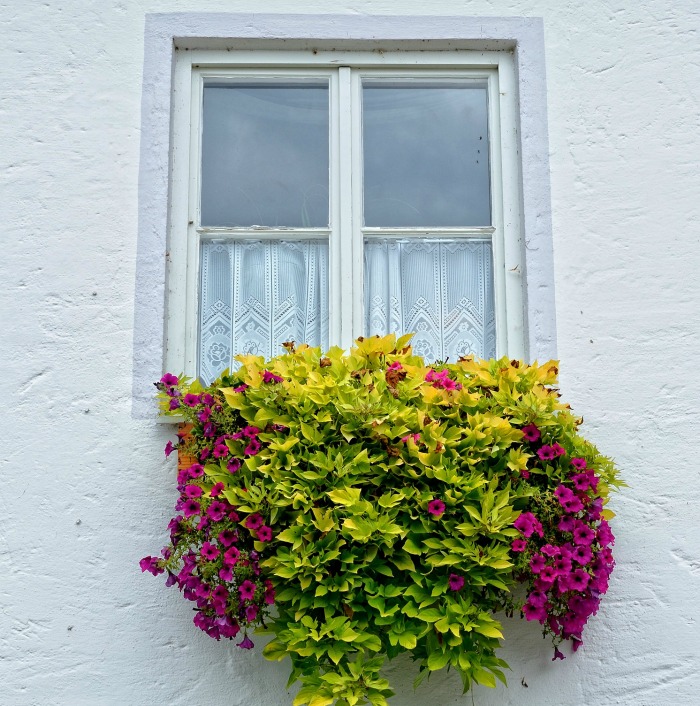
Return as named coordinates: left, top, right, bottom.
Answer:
left=511, top=425, right=616, bottom=656
left=142, top=336, right=621, bottom=704
left=141, top=380, right=276, bottom=647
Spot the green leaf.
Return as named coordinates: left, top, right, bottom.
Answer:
left=426, top=650, right=451, bottom=671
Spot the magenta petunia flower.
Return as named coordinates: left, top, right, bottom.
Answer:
left=522, top=602, right=547, bottom=622
left=448, top=574, right=465, bottom=591
left=387, top=361, right=403, bottom=371
left=187, top=463, right=204, bottom=478
left=571, top=457, right=587, bottom=470
left=256, top=526, right=273, bottom=542
left=183, top=499, right=201, bottom=518
left=184, top=484, right=203, bottom=499
left=242, top=426, right=260, bottom=439
left=164, top=441, right=176, bottom=457
left=521, top=424, right=541, bottom=442
left=244, top=439, right=261, bottom=456
left=552, top=443, right=566, bottom=457
left=169, top=398, right=181, bottom=410
left=239, top=580, right=256, bottom=601
left=245, top=604, right=258, bottom=622
left=520, top=469, right=531, bottom=479
left=200, top=542, right=220, bottom=562
left=219, top=566, right=233, bottom=582
left=238, top=635, right=254, bottom=649
left=553, top=556, right=572, bottom=576
left=569, top=569, right=591, bottom=591
left=183, top=393, right=201, bottom=407
left=514, top=512, right=542, bottom=538
left=227, top=458, right=242, bottom=474
left=264, top=587, right=276, bottom=605
left=511, top=538, right=527, bottom=552
left=572, top=544, right=593, bottom=565
left=213, top=444, right=229, bottom=459
left=562, top=496, right=584, bottom=514
left=527, top=590, right=547, bottom=608
left=160, top=373, right=179, bottom=387
left=573, top=524, right=596, bottom=546
left=571, top=473, right=591, bottom=491
left=558, top=515, right=576, bottom=533
left=541, top=544, right=560, bottom=557
left=211, top=482, right=225, bottom=497
left=207, top=500, right=228, bottom=522
left=552, top=646, right=566, bottom=661
left=139, top=556, right=164, bottom=576
left=198, top=407, right=212, bottom=423
left=245, top=513, right=264, bottom=530
left=223, top=546, right=240, bottom=566
left=539, top=566, right=557, bottom=585
left=262, top=371, right=283, bottom=384
left=597, top=520, right=615, bottom=547
left=233, top=384, right=249, bottom=393
left=537, top=445, right=557, bottom=461
left=427, top=498, right=446, bottom=517
left=530, top=554, right=547, bottom=574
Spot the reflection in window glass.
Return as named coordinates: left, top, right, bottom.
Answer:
left=201, top=84, right=329, bottom=227
left=363, top=84, right=490, bottom=227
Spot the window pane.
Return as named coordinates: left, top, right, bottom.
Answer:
left=199, top=240, right=328, bottom=383
left=201, top=84, right=329, bottom=227
left=363, top=84, right=490, bottom=227
left=364, top=238, right=495, bottom=361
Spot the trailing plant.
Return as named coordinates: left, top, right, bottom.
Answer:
left=141, top=335, right=622, bottom=705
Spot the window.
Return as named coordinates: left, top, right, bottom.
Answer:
left=167, top=50, right=525, bottom=383
left=132, top=15, right=556, bottom=417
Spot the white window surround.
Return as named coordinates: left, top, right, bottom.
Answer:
left=132, top=13, right=556, bottom=419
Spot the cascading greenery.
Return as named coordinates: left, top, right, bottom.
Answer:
left=142, top=334, right=622, bottom=706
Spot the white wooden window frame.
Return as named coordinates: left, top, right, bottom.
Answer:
left=167, top=50, right=523, bottom=378
left=132, top=14, right=556, bottom=418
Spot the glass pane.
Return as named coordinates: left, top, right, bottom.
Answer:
left=364, top=238, right=495, bottom=360
left=199, top=240, right=329, bottom=383
left=201, top=83, right=329, bottom=227
left=363, top=83, right=490, bottom=227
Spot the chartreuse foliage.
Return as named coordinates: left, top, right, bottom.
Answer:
left=146, top=335, right=622, bottom=706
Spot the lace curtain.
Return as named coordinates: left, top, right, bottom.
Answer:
left=364, top=238, right=496, bottom=362
left=199, top=240, right=329, bottom=383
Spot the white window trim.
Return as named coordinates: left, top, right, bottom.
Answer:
left=133, top=13, right=556, bottom=418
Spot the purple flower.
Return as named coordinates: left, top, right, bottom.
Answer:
left=245, top=604, right=259, bottom=622
left=219, top=566, right=233, bottom=582
left=213, top=444, right=229, bottom=459
left=239, top=580, right=256, bottom=601
left=227, top=458, right=242, bottom=474
left=539, top=566, right=557, bottom=585
left=242, top=426, right=260, bottom=439
left=597, top=520, right=615, bottom=547
left=164, top=441, right=176, bottom=457
left=558, top=515, right=576, bottom=532
left=160, top=373, right=179, bottom=386
left=554, top=485, right=574, bottom=503
left=530, top=554, right=547, bottom=574
left=387, top=361, right=403, bottom=371
left=256, top=526, right=273, bottom=542
left=200, top=542, right=220, bottom=562
left=184, top=484, right=203, bottom=498
left=211, top=482, right=224, bottom=497
left=552, top=443, right=566, bottom=457
left=553, top=556, right=572, bottom=576
left=245, top=513, right=264, bottom=530
left=527, top=590, right=547, bottom=608
left=262, top=370, right=283, bottom=384
left=207, top=500, right=228, bottom=522
left=511, top=538, right=527, bottom=552
left=183, top=499, right=201, bottom=518
left=427, top=498, right=446, bottom=517
left=238, top=635, right=254, bottom=649
left=571, top=473, right=591, bottom=491
left=521, top=424, right=541, bottom=442
left=552, top=646, right=566, bottom=661
left=562, top=496, right=584, bottom=514
left=223, top=547, right=240, bottom=566
left=573, top=524, right=596, bottom=546
left=571, top=457, right=587, bottom=470
left=183, top=393, right=201, bottom=407
left=514, top=512, right=543, bottom=538
left=198, top=407, right=212, bottom=423
left=522, top=602, right=547, bottom=622
left=244, top=439, right=261, bottom=456
left=448, top=574, right=465, bottom=592
left=169, top=398, right=180, bottom=411
left=569, top=569, right=591, bottom=591
left=541, top=544, right=560, bottom=557
left=187, top=463, right=204, bottom=478
left=537, top=445, right=557, bottom=461
left=139, top=556, right=163, bottom=576
left=219, top=529, right=237, bottom=547
left=233, top=384, right=249, bottom=393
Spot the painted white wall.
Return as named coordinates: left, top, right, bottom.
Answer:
left=2, top=1, right=699, bottom=705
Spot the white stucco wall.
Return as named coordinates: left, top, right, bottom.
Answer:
left=2, top=2, right=699, bottom=705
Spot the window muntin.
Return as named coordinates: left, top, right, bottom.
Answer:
left=167, top=52, right=523, bottom=383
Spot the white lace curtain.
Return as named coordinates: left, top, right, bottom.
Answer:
left=199, top=240, right=329, bottom=383
left=199, top=237, right=494, bottom=383
left=364, top=238, right=496, bottom=362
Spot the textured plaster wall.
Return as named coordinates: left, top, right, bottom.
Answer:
left=1, top=1, right=699, bottom=705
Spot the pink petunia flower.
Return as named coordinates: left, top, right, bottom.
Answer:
left=200, top=542, right=220, bottom=562
left=245, top=513, right=264, bottom=530
left=218, top=529, right=237, bottom=547
left=521, top=424, right=541, bottom=442
left=227, top=458, right=242, bottom=474
left=223, top=547, right=240, bottom=566
left=448, top=574, right=465, bottom=591
left=571, top=457, right=587, bottom=470
left=387, top=361, right=403, bottom=371
left=562, top=496, right=584, bottom=514
left=183, top=499, right=201, bottom=518
left=569, top=569, right=591, bottom=591
left=183, top=393, right=201, bottom=407
left=244, top=439, right=261, bottom=456
left=219, top=566, right=233, bottom=582
left=233, top=384, right=249, bottom=393
left=522, top=602, right=547, bottom=622
left=558, top=515, right=576, bottom=533
left=256, top=526, right=273, bottom=542
left=238, top=635, right=254, bottom=649
left=139, top=556, right=164, bottom=576
left=530, top=554, right=547, bottom=573
left=207, top=500, right=228, bottom=522
left=164, top=441, right=176, bottom=457
left=511, top=538, right=527, bottom=552
left=160, top=373, right=179, bottom=387
left=213, top=444, right=230, bottom=459
left=427, top=498, right=446, bottom=517
left=552, top=443, right=566, bottom=457
left=537, top=445, right=557, bottom=461
left=211, top=482, right=225, bottom=497
left=238, top=580, right=256, bottom=601
left=571, top=473, right=591, bottom=491
left=262, top=371, right=283, bottom=384
left=573, top=524, right=596, bottom=546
